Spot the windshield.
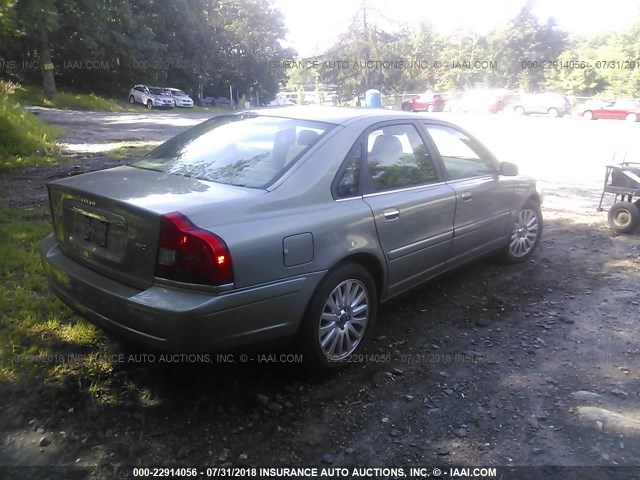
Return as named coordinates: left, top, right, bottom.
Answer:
left=132, top=115, right=334, bottom=188
left=172, top=90, right=187, bottom=96
left=149, top=87, right=164, bottom=95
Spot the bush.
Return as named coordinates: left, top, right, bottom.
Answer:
left=0, top=81, right=61, bottom=167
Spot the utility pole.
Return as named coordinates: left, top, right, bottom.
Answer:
left=362, top=0, right=370, bottom=91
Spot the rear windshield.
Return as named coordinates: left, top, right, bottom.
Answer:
left=132, top=115, right=333, bottom=188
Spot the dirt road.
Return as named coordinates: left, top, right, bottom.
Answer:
left=30, top=106, right=214, bottom=151
left=1, top=109, right=639, bottom=479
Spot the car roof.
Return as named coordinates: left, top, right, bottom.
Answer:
left=242, top=106, right=442, bottom=126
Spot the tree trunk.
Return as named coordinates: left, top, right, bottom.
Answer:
left=39, top=24, right=57, bottom=99
left=197, top=82, right=204, bottom=105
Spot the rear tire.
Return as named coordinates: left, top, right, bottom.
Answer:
left=128, top=95, right=135, bottom=104
left=300, top=262, right=377, bottom=372
left=548, top=107, right=559, bottom=118
left=426, top=104, right=434, bottom=112
left=583, top=110, right=594, bottom=120
left=501, top=200, right=543, bottom=263
left=608, top=202, right=640, bottom=233
left=625, top=113, right=638, bottom=122
left=514, top=106, right=525, bottom=115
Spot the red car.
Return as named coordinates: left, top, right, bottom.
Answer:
left=401, top=92, right=445, bottom=112
left=578, top=99, right=640, bottom=122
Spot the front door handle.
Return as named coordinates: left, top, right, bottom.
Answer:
left=383, top=208, right=400, bottom=220
left=461, top=192, right=473, bottom=202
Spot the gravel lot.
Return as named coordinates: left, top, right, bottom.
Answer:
left=1, top=108, right=639, bottom=479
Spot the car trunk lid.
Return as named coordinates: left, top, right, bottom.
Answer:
left=48, top=166, right=262, bottom=289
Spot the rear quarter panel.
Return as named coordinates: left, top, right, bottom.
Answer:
left=181, top=123, right=387, bottom=291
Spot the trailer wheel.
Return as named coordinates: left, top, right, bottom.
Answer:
left=608, top=202, right=640, bottom=233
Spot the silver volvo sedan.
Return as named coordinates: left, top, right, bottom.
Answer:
left=39, top=107, right=542, bottom=371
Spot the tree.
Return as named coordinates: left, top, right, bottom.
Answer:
left=319, top=2, right=408, bottom=100
left=0, top=0, right=16, bottom=58
left=13, top=0, right=60, bottom=98
left=543, top=36, right=609, bottom=96
left=211, top=0, right=293, bottom=103
left=486, top=1, right=566, bottom=91
left=603, top=23, right=640, bottom=97
left=50, top=0, right=164, bottom=94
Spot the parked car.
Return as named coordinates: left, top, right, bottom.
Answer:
left=269, top=94, right=297, bottom=106
left=448, top=90, right=506, bottom=114
left=201, top=96, right=233, bottom=108
left=511, top=93, right=571, bottom=117
left=401, top=92, right=445, bottom=112
left=39, top=107, right=542, bottom=371
left=577, top=99, right=640, bottom=121
left=167, top=88, right=194, bottom=108
left=128, top=85, right=174, bottom=109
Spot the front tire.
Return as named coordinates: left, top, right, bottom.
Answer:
left=583, top=110, right=594, bottom=120
left=426, top=104, right=434, bottom=112
left=300, top=263, right=377, bottom=372
left=548, top=107, right=559, bottom=118
left=502, top=200, right=543, bottom=263
left=625, top=113, right=638, bottom=122
left=146, top=100, right=153, bottom=110
left=514, top=106, right=525, bottom=115
left=128, top=95, right=135, bottom=104
left=608, top=202, right=640, bottom=233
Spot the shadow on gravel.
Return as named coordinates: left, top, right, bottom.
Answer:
left=1, top=216, right=639, bottom=475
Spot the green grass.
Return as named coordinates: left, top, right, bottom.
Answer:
left=0, top=84, right=62, bottom=168
left=106, top=143, right=156, bottom=161
left=14, top=84, right=130, bottom=112
left=0, top=206, right=135, bottom=402
left=0, top=207, right=100, bottom=382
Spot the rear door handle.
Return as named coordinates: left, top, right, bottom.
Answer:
left=383, top=208, right=400, bottom=220
left=461, top=192, right=472, bottom=202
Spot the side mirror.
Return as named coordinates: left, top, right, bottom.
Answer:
left=499, top=161, right=518, bottom=176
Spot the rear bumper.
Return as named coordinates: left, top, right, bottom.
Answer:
left=39, top=234, right=324, bottom=352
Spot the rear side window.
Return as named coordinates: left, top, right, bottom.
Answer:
left=335, top=144, right=362, bottom=198
left=133, top=116, right=333, bottom=188
left=365, top=124, right=437, bottom=192
left=424, top=125, right=496, bottom=180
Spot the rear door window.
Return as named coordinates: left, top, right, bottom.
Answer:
left=365, top=124, right=438, bottom=192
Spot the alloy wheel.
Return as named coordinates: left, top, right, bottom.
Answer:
left=318, top=279, right=369, bottom=360
left=509, top=208, right=539, bottom=258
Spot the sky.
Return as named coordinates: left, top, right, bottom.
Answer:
left=273, top=0, right=640, bottom=57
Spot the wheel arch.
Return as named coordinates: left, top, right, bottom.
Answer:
left=298, top=250, right=387, bottom=336
left=526, top=190, right=542, bottom=207
left=332, top=252, right=386, bottom=300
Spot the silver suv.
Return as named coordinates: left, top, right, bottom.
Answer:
left=512, top=93, right=571, bottom=117
left=128, top=85, right=174, bottom=110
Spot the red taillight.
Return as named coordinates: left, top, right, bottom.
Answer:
left=156, top=212, right=233, bottom=286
